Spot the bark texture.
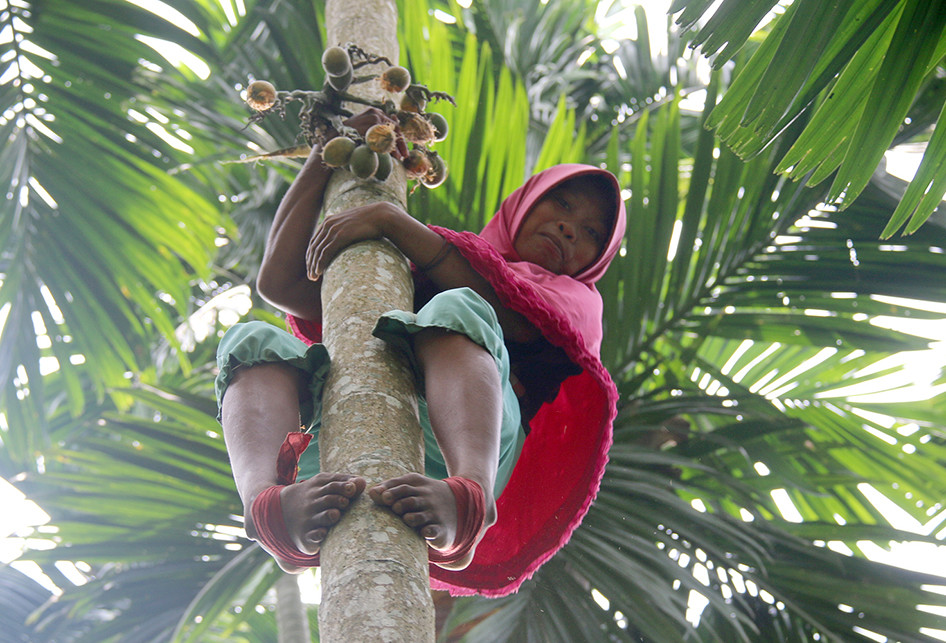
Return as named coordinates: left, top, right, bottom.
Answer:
left=318, top=2, right=435, bottom=641
left=275, top=574, right=310, bottom=643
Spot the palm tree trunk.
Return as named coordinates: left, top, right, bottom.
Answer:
left=275, top=574, right=310, bottom=643
left=316, top=2, right=435, bottom=641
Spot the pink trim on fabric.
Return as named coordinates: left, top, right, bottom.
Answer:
left=286, top=315, right=321, bottom=346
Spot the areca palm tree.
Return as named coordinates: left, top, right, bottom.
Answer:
left=2, top=0, right=945, bottom=641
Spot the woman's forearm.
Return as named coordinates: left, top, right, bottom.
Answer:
left=381, top=210, right=540, bottom=343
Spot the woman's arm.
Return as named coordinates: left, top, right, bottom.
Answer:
left=256, top=109, right=401, bottom=321
left=308, top=202, right=540, bottom=343
left=256, top=144, right=332, bottom=320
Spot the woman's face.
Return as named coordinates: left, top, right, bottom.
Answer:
left=513, top=182, right=611, bottom=276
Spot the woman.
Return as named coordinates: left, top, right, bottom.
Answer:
left=216, top=110, right=626, bottom=596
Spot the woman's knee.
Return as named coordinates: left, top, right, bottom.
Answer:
left=229, top=360, right=303, bottom=386
left=218, top=321, right=284, bottom=360
left=414, top=329, right=497, bottom=384
left=216, top=322, right=307, bottom=399
left=423, top=288, right=499, bottom=329
left=414, top=326, right=480, bottom=356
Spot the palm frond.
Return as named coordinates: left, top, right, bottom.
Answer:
left=673, top=0, right=946, bottom=236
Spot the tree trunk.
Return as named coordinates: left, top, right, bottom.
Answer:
left=275, top=574, right=310, bottom=643
left=316, top=2, right=435, bottom=642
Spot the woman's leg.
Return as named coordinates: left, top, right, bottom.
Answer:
left=222, top=362, right=365, bottom=572
left=369, top=328, right=500, bottom=570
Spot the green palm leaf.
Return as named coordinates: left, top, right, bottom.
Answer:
left=674, top=0, right=946, bottom=236
left=0, top=0, right=228, bottom=448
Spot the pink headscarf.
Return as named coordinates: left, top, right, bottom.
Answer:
left=476, top=163, right=627, bottom=355
left=289, top=164, right=626, bottom=596
left=480, top=163, right=626, bottom=284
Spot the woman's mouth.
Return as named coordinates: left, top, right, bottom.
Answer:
left=532, top=234, right=565, bottom=272
left=540, top=234, right=564, bottom=260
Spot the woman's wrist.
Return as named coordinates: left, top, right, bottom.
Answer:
left=301, top=144, right=333, bottom=176
left=418, top=237, right=452, bottom=272
left=375, top=202, right=412, bottom=245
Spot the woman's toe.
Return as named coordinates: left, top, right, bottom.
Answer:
left=402, top=510, right=430, bottom=528
left=422, top=524, right=445, bottom=544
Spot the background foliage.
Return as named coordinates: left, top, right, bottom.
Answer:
left=1, top=0, right=945, bottom=641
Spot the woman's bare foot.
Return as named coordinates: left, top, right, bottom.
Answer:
left=369, top=473, right=496, bottom=570
left=245, top=472, right=366, bottom=573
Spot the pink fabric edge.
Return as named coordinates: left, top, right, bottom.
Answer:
left=426, top=227, right=617, bottom=596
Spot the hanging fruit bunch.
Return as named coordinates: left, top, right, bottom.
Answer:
left=242, top=44, right=453, bottom=190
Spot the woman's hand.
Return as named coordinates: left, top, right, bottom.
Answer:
left=306, top=202, right=407, bottom=280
